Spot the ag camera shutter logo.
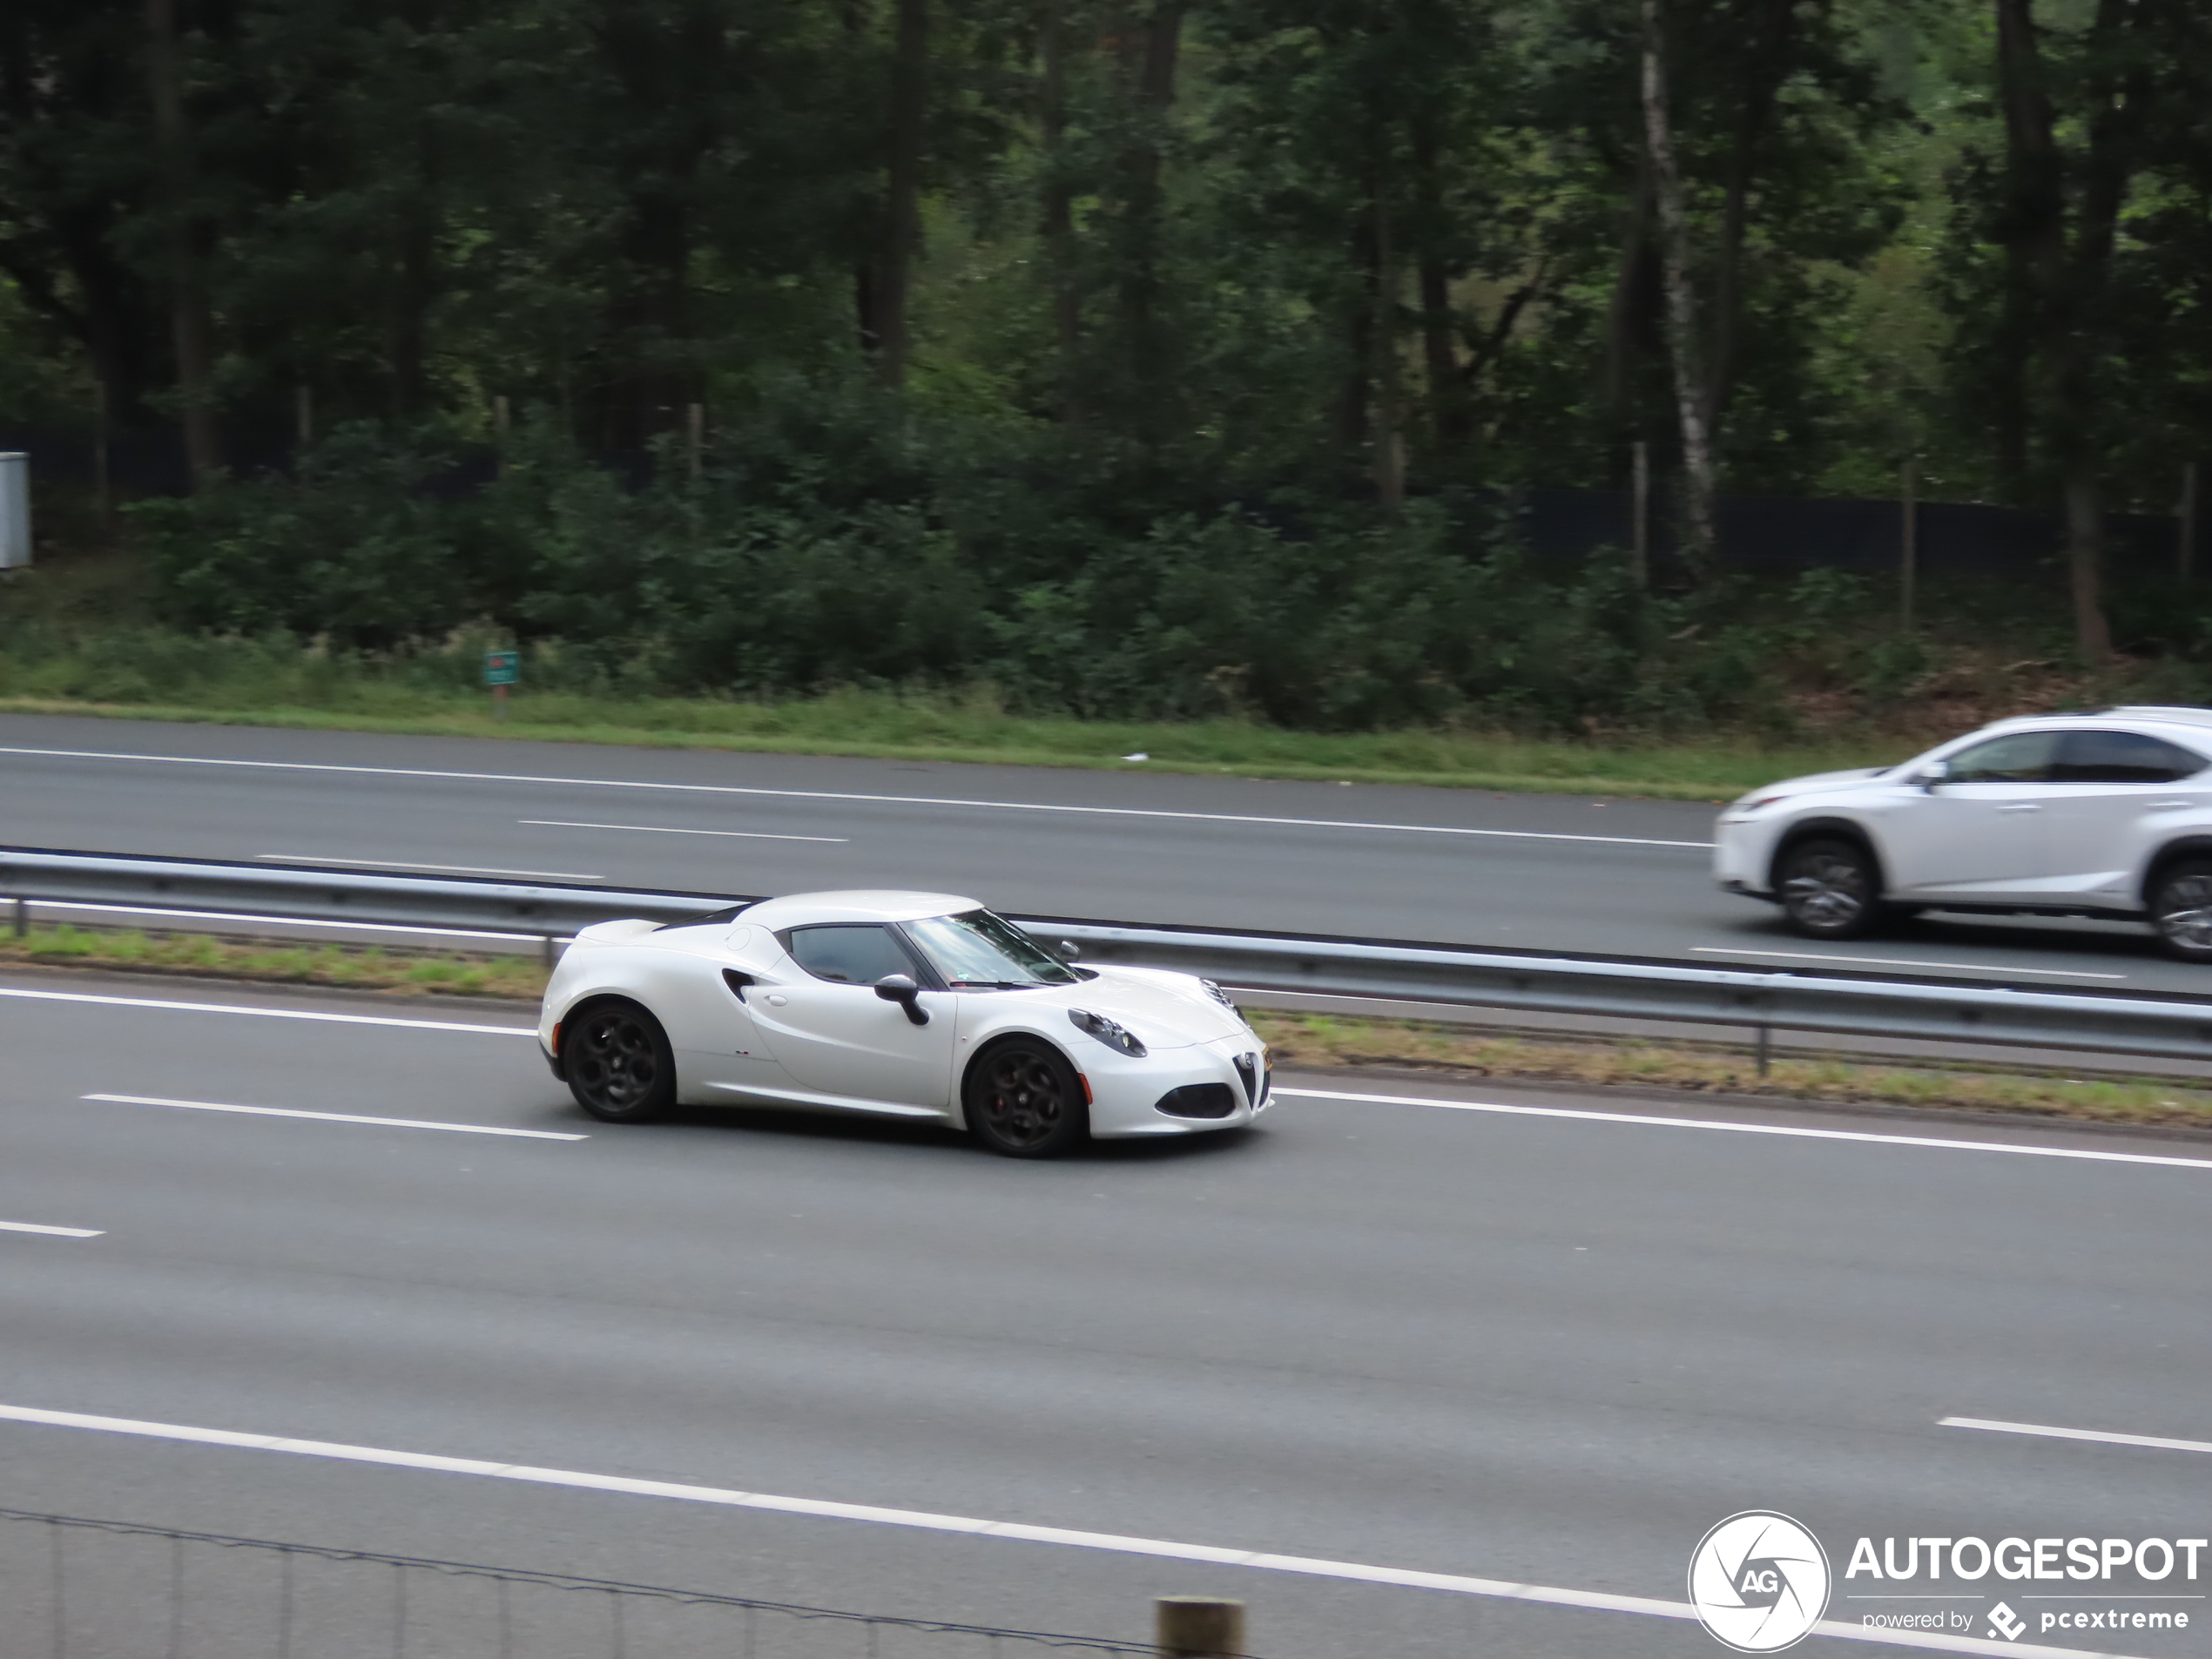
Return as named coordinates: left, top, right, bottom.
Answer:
left=1689, top=1511, right=1833, bottom=1652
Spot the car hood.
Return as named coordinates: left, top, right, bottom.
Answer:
left=1734, top=765, right=1890, bottom=803
left=994, top=964, right=1251, bottom=1050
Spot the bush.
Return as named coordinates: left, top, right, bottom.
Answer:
left=118, top=403, right=1788, bottom=734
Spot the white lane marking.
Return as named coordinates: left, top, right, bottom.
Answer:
left=1275, top=1087, right=2212, bottom=1170
left=13, top=900, right=541, bottom=944
left=0, top=1222, right=102, bottom=1238
left=1940, top=1417, right=2212, bottom=1456
left=0, top=987, right=532, bottom=1035
left=1691, top=947, right=2128, bottom=981
left=0, top=745, right=1710, bottom=848
left=522, top=819, right=848, bottom=844
left=0, top=1403, right=2128, bottom=1659
left=256, top=854, right=603, bottom=880
left=84, top=1094, right=584, bottom=1142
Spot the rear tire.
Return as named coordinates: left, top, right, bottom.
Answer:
left=965, top=1038, right=1089, bottom=1158
left=1777, top=838, right=1882, bottom=941
left=563, top=1000, right=676, bottom=1123
left=2150, top=859, right=2212, bottom=961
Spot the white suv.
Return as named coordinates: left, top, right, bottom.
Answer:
left=1715, top=707, right=2212, bottom=959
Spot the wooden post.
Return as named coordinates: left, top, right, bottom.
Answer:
left=294, top=383, right=314, bottom=447
left=686, top=402, right=704, bottom=482
left=1157, top=1596, right=1244, bottom=1659
left=2182, top=462, right=2200, bottom=582
left=494, top=395, right=511, bottom=479
left=1631, top=439, right=1650, bottom=589
left=1900, top=458, right=1918, bottom=631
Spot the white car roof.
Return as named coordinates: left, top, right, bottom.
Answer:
left=1970, top=707, right=2212, bottom=743
left=739, top=889, right=984, bottom=930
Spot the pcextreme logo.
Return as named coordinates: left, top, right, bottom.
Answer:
left=1689, top=1511, right=1834, bottom=1653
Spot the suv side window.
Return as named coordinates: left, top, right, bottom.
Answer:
left=2051, top=731, right=2209, bottom=785
left=785, top=924, right=921, bottom=985
left=1943, top=731, right=2060, bottom=783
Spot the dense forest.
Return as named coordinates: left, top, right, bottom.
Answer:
left=0, top=0, right=2209, bottom=731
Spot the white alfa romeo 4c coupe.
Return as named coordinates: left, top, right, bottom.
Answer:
left=537, top=890, right=1271, bottom=1157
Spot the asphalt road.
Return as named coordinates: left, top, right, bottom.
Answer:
left=3, top=970, right=2206, bottom=1658
left=3, top=712, right=2208, bottom=994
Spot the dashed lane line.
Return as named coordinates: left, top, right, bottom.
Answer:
left=0, top=986, right=533, bottom=1035
left=84, top=1094, right=584, bottom=1141
left=522, top=819, right=848, bottom=844
left=255, top=853, right=604, bottom=880
left=1940, top=1417, right=2212, bottom=1457
left=1276, top=1087, right=2212, bottom=1170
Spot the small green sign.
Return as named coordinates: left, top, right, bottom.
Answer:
left=482, top=650, right=520, bottom=687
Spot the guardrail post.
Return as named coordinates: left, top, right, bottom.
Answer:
left=1157, top=1595, right=1244, bottom=1659
left=1756, top=1022, right=1771, bottom=1076
left=10, top=895, right=24, bottom=939
left=541, top=934, right=558, bottom=971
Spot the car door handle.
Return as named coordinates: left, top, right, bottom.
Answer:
left=2156, top=801, right=2192, bottom=810
left=1998, top=804, right=2041, bottom=813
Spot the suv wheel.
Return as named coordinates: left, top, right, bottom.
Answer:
left=2150, top=859, right=2212, bottom=961
left=1777, top=838, right=1881, bottom=940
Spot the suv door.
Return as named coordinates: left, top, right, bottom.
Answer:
left=1882, top=730, right=2059, bottom=898
left=2035, top=730, right=2212, bottom=898
left=749, top=923, right=960, bottom=1109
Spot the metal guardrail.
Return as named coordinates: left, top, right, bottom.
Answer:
left=3, top=1506, right=1192, bottom=1659
left=6, top=846, right=2212, bottom=1067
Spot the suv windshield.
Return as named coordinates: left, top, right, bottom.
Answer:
left=904, top=910, right=1082, bottom=988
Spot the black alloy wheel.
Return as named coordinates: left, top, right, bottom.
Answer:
left=564, top=1001, right=676, bottom=1123
left=2150, top=859, right=2212, bottom=962
left=1777, top=838, right=1882, bottom=940
left=966, top=1039, right=1088, bottom=1158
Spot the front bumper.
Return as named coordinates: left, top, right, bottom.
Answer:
left=1713, top=815, right=1777, bottom=899
left=1083, top=1032, right=1272, bottom=1138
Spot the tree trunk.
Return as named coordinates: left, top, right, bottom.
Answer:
left=1412, top=116, right=1464, bottom=448
left=1339, top=215, right=1376, bottom=454
left=144, top=0, right=222, bottom=488
left=1638, top=0, right=1716, bottom=571
left=1600, top=164, right=1655, bottom=419
left=1038, top=0, right=1082, bottom=421
left=1993, top=0, right=2137, bottom=660
left=873, top=0, right=929, bottom=388
left=1372, top=183, right=1405, bottom=517
left=1701, top=0, right=1794, bottom=438
left=1116, top=1, right=1183, bottom=416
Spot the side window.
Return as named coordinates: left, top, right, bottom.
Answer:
left=1944, top=731, right=2059, bottom=784
left=786, top=925, right=918, bottom=985
left=2051, top=731, right=2208, bottom=785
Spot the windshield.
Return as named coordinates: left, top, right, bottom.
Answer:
left=904, top=910, right=1082, bottom=989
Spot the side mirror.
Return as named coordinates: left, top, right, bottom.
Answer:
left=1058, top=941, right=1082, bottom=961
left=873, top=973, right=929, bottom=1026
left=1916, top=760, right=1951, bottom=792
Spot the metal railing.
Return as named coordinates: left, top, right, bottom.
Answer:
left=2, top=1507, right=1195, bottom=1659
left=5, top=846, right=2212, bottom=1068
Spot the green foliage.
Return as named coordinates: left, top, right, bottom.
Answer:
left=111, top=403, right=1809, bottom=733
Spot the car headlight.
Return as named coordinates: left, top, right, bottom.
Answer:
left=1068, top=1008, right=1147, bottom=1057
left=1728, top=792, right=1789, bottom=813
left=1200, top=979, right=1237, bottom=1009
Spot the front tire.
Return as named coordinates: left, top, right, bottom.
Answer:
left=965, top=1038, right=1089, bottom=1158
left=563, top=1001, right=676, bottom=1123
left=1777, top=837, right=1882, bottom=940
left=2150, top=859, right=2212, bottom=961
